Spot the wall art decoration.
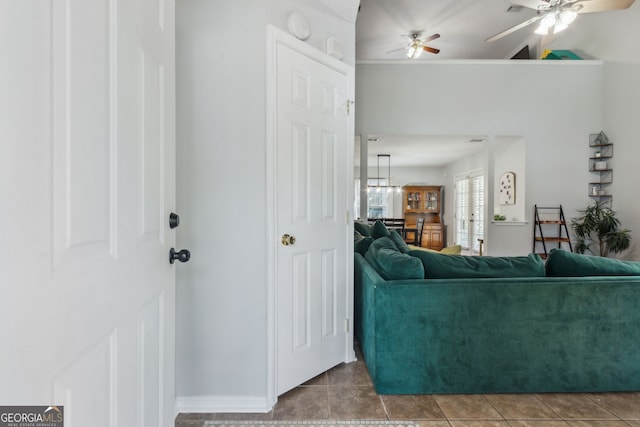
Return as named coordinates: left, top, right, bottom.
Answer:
left=499, top=171, right=516, bottom=205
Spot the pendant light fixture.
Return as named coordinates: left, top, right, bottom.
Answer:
left=367, top=154, right=402, bottom=194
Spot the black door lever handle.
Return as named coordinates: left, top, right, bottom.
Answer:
left=169, top=248, right=191, bottom=264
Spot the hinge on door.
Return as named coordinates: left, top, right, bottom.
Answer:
left=345, top=319, right=350, bottom=333
left=345, top=100, right=354, bottom=116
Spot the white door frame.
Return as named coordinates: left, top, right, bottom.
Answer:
left=265, top=25, right=356, bottom=408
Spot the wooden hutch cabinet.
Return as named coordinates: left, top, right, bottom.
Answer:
left=403, top=185, right=444, bottom=251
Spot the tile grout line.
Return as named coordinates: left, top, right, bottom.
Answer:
left=378, top=395, right=390, bottom=421
left=480, top=394, right=507, bottom=421
left=430, top=396, right=451, bottom=425
left=326, top=377, right=332, bottom=420
left=531, top=393, right=565, bottom=421
left=584, top=392, right=625, bottom=421
left=547, top=392, right=621, bottom=423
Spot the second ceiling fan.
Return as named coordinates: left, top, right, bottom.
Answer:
left=389, top=32, right=441, bottom=59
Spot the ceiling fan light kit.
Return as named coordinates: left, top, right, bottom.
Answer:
left=407, top=41, right=423, bottom=59
left=534, top=7, right=578, bottom=35
left=486, top=0, right=634, bottom=43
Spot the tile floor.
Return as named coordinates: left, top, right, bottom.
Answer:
left=175, top=347, right=640, bottom=427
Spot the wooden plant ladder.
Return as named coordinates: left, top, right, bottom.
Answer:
left=533, top=205, right=573, bottom=259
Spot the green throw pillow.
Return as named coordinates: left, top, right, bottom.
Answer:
left=354, top=221, right=373, bottom=237
left=545, top=249, right=640, bottom=277
left=354, top=236, right=374, bottom=255
left=408, top=250, right=545, bottom=279
left=365, top=237, right=424, bottom=280
left=388, top=229, right=411, bottom=253
left=371, top=220, right=391, bottom=239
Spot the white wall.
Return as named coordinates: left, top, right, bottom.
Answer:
left=176, top=0, right=267, bottom=402
left=493, top=136, right=526, bottom=222
left=548, top=3, right=640, bottom=260
left=175, top=0, right=358, bottom=409
left=378, top=165, right=446, bottom=188
left=356, top=61, right=603, bottom=256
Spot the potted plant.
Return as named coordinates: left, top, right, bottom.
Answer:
left=571, top=201, right=631, bottom=257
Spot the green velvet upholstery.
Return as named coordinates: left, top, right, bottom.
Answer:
left=371, top=220, right=391, bottom=239
left=354, top=252, right=640, bottom=394
left=408, top=250, right=545, bottom=279
left=354, top=221, right=373, bottom=237
left=546, top=249, right=640, bottom=277
left=388, top=230, right=410, bottom=253
left=365, top=237, right=424, bottom=280
left=354, top=235, right=373, bottom=255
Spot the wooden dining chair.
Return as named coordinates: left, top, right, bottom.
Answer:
left=414, top=217, right=425, bottom=246
left=404, top=217, right=425, bottom=246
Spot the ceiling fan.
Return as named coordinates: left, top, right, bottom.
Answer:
left=486, top=0, right=635, bottom=43
left=388, top=32, right=441, bottom=59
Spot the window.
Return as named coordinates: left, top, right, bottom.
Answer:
left=367, top=178, right=388, bottom=219
left=354, top=178, right=398, bottom=220
left=454, top=170, right=485, bottom=254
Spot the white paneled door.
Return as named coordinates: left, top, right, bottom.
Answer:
left=271, top=28, right=355, bottom=396
left=1, top=1, right=176, bottom=426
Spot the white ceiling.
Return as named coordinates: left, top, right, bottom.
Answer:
left=356, top=0, right=549, bottom=61
left=358, top=135, right=487, bottom=168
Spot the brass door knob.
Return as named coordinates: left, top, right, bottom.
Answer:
left=281, top=234, right=296, bottom=246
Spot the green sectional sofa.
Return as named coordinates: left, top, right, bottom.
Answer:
left=354, top=233, right=640, bottom=395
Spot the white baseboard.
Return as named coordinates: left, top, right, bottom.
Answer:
left=175, top=395, right=272, bottom=414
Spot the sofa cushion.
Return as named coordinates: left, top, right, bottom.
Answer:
left=545, top=249, right=640, bottom=277
left=388, top=229, right=411, bottom=253
left=408, top=244, right=463, bottom=255
left=408, top=250, right=545, bottom=279
left=440, top=245, right=462, bottom=255
left=354, top=221, right=373, bottom=237
left=354, top=235, right=374, bottom=255
left=365, top=237, right=424, bottom=280
left=371, top=220, right=391, bottom=239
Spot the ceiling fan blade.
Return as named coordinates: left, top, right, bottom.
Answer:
left=423, top=46, right=440, bottom=55
left=423, top=33, right=441, bottom=43
left=508, top=0, right=553, bottom=10
left=485, top=14, right=543, bottom=42
left=574, top=0, right=635, bottom=13
left=386, top=46, right=406, bottom=54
